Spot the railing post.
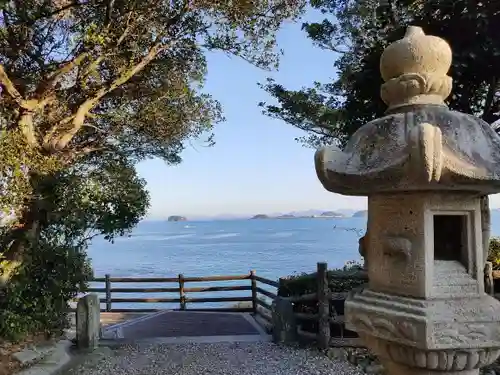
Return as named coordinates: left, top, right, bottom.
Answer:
left=317, top=262, right=330, bottom=349
left=250, top=270, right=257, bottom=314
left=178, top=273, right=186, bottom=310
left=485, top=262, right=494, bottom=296
left=105, top=274, right=112, bottom=312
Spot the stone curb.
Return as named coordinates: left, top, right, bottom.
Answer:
left=55, top=346, right=115, bottom=374
left=16, top=340, right=73, bottom=375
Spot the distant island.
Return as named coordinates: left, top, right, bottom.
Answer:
left=277, top=214, right=295, bottom=219
left=251, top=214, right=270, bottom=219
left=168, top=215, right=187, bottom=222
left=251, top=211, right=345, bottom=219
left=319, top=211, right=343, bottom=218
left=352, top=210, right=368, bottom=217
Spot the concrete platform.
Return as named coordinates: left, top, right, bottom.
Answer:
left=100, top=311, right=268, bottom=341
left=66, top=311, right=153, bottom=341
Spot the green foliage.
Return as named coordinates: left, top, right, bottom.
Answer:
left=0, top=239, right=92, bottom=341
left=0, top=0, right=305, bottom=340
left=45, top=156, right=150, bottom=243
left=0, top=0, right=305, bottom=290
left=488, top=237, right=500, bottom=270
left=0, top=0, right=306, bottom=164
left=0, top=155, right=148, bottom=340
left=259, top=0, right=500, bottom=148
left=278, top=260, right=365, bottom=297
left=0, top=129, right=60, bottom=220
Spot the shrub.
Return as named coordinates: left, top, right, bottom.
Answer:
left=278, top=261, right=365, bottom=297
left=488, top=237, right=500, bottom=270
left=0, top=240, right=92, bottom=341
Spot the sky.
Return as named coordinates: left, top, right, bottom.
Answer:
left=137, top=10, right=368, bottom=220
left=136, top=10, right=500, bottom=220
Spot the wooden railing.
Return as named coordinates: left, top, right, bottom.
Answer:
left=75, top=271, right=280, bottom=314
left=286, top=261, right=497, bottom=349
left=251, top=271, right=279, bottom=331
left=75, top=262, right=500, bottom=347
left=72, top=264, right=374, bottom=349
left=280, top=262, right=368, bottom=349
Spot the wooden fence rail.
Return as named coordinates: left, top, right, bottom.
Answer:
left=75, top=271, right=281, bottom=314
left=279, top=262, right=367, bottom=348
left=251, top=272, right=278, bottom=331
left=78, top=273, right=255, bottom=312
left=72, top=261, right=500, bottom=349
left=287, top=261, right=495, bottom=349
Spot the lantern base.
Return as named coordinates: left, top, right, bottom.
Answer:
left=345, top=288, right=500, bottom=350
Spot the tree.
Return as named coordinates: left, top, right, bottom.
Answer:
left=0, top=0, right=306, bottom=271
left=0, top=156, right=146, bottom=339
left=259, top=0, right=500, bottom=148
left=0, top=148, right=151, bottom=338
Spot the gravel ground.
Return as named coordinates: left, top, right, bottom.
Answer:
left=64, top=342, right=363, bottom=375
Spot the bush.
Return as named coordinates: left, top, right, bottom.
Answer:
left=0, top=240, right=92, bottom=341
left=278, top=261, right=365, bottom=297
left=488, top=237, right=500, bottom=270
left=278, top=261, right=367, bottom=338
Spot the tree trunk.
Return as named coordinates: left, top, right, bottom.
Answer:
left=0, top=174, right=51, bottom=288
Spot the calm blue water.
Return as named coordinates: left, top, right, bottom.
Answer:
left=86, top=213, right=500, bottom=309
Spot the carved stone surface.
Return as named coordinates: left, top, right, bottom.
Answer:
left=76, top=293, right=100, bottom=350
left=363, top=334, right=500, bottom=371
left=315, top=28, right=500, bottom=196
left=481, top=195, right=491, bottom=264
left=358, top=232, right=369, bottom=269
left=315, top=25, right=500, bottom=375
left=346, top=289, right=500, bottom=349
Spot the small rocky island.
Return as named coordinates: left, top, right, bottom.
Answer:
left=250, top=211, right=346, bottom=219
left=251, top=214, right=269, bottom=219
left=319, top=211, right=343, bottom=218
left=277, top=214, right=295, bottom=219
left=352, top=210, right=368, bottom=217
left=167, top=215, right=187, bottom=222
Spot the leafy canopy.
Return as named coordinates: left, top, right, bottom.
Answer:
left=259, top=0, right=500, bottom=148
left=1, top=0, right=304, bottom=162
left=0, top=0, right=306, bottom=283
left=0, top=0, right=306, bottom=233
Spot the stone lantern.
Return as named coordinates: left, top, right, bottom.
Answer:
left=315, top=26, right=500, bottom=375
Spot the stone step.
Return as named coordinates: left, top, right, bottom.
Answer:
left=432, top=284, right=478, bottom=295
left=433, top=277, right=476, bottom=286
left=13, top=344, right=57, bottom=366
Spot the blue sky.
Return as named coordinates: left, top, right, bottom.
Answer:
left=136, top=10, right=500, bottom=220
left=137, top=11, right=369, bottom=219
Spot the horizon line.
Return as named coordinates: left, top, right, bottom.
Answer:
left=145, top=206, right=500, bottom=221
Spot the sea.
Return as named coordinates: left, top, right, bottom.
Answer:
left=87, top=212, right=500, bottom=309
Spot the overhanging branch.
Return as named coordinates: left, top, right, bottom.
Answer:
left=54, top=40, right=168, bottom=150
left=0, top=65, right=24, bottom=106
left=35, top=53, right=89, bottom=98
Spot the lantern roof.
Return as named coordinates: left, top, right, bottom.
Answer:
left=315, top=27, right=500, bottom=195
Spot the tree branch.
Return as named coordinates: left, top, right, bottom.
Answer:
left=116, top=11, right=134, bottom=46
left=105, top=0, right=116, bottom=27
left=35, top=53, right=88, bottom=98
left=17, top=109, right=38, bottom=146
left=78, top=55, right=105, bottom=84
left=54, top=41, right=167, bottom=150
left=44, top=3, right=191, bottom=152
left=0, top=65, right=24, bottom=106
left=82, top=123, right=106, bottom=132
left=22, top=1, right=85, bottom=27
